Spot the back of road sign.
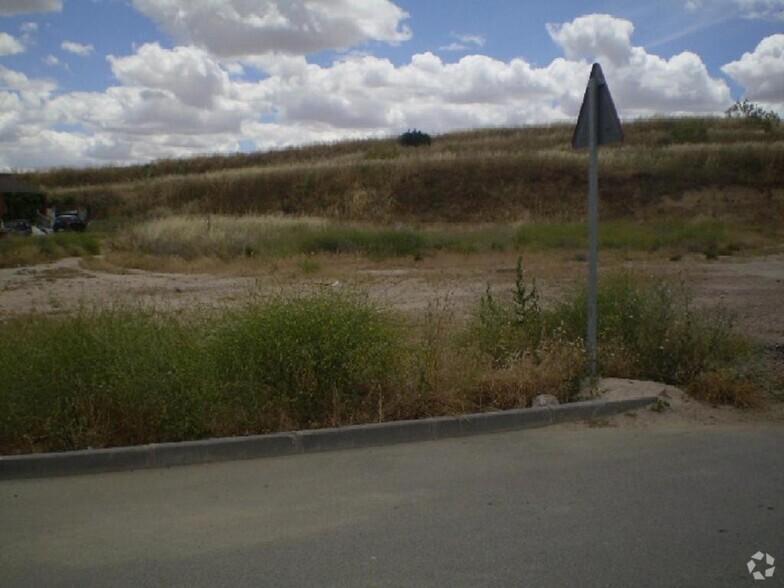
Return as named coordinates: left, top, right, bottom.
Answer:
left=572, top=63, right=623, bottom=149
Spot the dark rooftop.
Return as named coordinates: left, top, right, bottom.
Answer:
left=0, top=174, right=45, bottom=195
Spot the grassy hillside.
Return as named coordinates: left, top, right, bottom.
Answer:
left=22, top=118, right=784, bottom=226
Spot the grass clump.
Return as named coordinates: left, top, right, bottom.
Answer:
left=207, top=292, right=406, bottom=430
left=470, top=262, right=759, bottom=407
left=0, top=309, right=210, bottom=452
left=112, top=214, right=328, bottom=260
left=0, top=233, right=101, bottom=267
left=547, top=273, right=749, bottom=385
left=299, top=227, right=428, bottom=259
left=466, top=259, right=587, bottom=405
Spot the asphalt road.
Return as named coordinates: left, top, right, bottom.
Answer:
left=1, top=422, right=782, bottom=587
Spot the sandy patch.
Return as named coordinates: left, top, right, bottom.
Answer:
left=584, top=377, right=784, bottom=428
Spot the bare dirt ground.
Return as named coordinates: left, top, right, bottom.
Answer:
left=2, top=250, right=783, bottom=343
left=2, top=249, right=782, bottom=427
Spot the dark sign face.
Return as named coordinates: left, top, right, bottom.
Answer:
left=572, top=63, right=623, bottom=150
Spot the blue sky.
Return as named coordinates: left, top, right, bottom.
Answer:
left=0, top=0, right=782, bottom=169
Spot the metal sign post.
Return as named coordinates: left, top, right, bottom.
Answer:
left=572, top=63, right=623, bottom=378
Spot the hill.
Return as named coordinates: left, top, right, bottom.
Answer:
left=21, top=118, right=784, bottom=227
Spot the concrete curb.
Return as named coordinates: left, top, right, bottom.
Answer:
left=0, top=396, right=658, bottom=480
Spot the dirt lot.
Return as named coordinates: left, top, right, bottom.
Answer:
left=2, top=250, right=783, bottom=344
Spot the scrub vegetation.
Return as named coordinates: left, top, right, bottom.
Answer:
left=0, top=270, right=771, bottom=454
left=107, top=214, right=763, bottom=265
left=0, top=233, right=100, bottom=268
left=2, top=116, right=782, bottom=453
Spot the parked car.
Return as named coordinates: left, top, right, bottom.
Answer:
left=53, top=214, right=87, bottom=232
left=1, top=219, right=33, bottom=235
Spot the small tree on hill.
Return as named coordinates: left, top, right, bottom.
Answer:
left=398, top=129, right=432, bottom=147
left=725, top=99, right=781, bottom=132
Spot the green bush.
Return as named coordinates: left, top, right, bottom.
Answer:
left=398, top=129, right=432, bottom=147
left=0, top=292, right=407, bottom=453
left=0, top=309, right=210, bottom=452
left=546, top=273, right=749, bottom=384
left=726, top=100, right=781, bottom=133
left=474, top=258, right=544, bottom=367
left=207, top=292, right=406, bottom=428
left=470, top=269, right=753, bottom=395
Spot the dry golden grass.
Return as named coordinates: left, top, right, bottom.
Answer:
left=28, top=118, right=784, bottom=226
left=111, top=214, right=330, bottom=260
left=686, top=369, right=762, bottom=408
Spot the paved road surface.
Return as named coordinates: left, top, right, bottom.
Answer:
left=2, top=423, right=783, bottom=587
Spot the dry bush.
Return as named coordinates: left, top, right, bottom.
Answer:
left=467, top=340, right=586, bottom=410
left=686, top=369, right=761, bottom=408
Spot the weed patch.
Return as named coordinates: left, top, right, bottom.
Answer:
left=207, top=292, right=406, bottom=429
left=470, top=265, right=761, bottom=406
left=0, top=292, right=407, bottom=453
left=0, top=233, right=101, bottom=267
left=0, top=268, right=770, bottom=454
left=514, top=219, right=753, bottom=255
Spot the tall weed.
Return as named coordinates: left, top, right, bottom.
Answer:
left=471, top=268, right=756, bottom=403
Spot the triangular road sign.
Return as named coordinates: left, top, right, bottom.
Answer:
left=572, top=63, right=623, bottom=149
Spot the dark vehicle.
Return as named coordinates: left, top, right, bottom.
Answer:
left=53, top=214, right=87, bottom=232
left=1, top=219, right=33, bottom=235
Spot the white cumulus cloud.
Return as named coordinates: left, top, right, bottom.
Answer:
left=132, top=0, right=411, bottom=58
left=108, top=43, right=234, bottom=109
left=547, top=14, right=635, bottom=66
left=0, top=33, right=25, bottom=56
left=0, top=13, right=749, bottom=169
left=722, top=33, right=784, bottom=109
left=61, top=41, right=94, bottom=56
left=547, top=14, right=731, bottom=115
left=687, top=0, right=784, bottom=20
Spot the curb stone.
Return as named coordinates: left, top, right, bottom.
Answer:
left=0, top=396, right=657, bottom=480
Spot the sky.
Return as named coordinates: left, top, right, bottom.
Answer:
left=0, top=0, right=782, bottom=170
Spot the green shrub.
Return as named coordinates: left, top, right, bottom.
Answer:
left=398, top=129, right=432, bottom=147
left=469, top=269, right=754, bottom=401
left=0, top=292, right=407, bottom=453
left=473, top=258, right=545, bottom=367
left=726, top=99, right=781, bottom=133
left=207, top=292, right=406, bottom=428
left=0, top=309, right=210, bottom=452
left=546, top=272, right=749, bottom=384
